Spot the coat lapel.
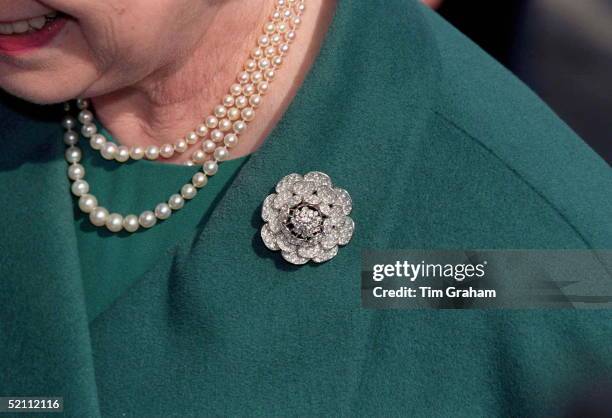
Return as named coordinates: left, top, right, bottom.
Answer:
left=0, top=113, right=102, bottom=416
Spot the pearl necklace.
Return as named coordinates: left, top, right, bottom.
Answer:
left=61, top=0, right=305, bottom=233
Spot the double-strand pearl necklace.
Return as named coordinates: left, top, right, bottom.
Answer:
left=61, top=0, right=305, bottom=233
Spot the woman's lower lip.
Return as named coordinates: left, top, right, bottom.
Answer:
left=0, top=17, right=67, bottom=54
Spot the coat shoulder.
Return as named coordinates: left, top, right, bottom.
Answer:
left=412, top=3, right=611, bottom=247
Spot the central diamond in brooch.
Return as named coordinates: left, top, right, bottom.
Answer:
left=260, top=171, right=355, bottom=265
left=283, top=204, right=324, bottom=242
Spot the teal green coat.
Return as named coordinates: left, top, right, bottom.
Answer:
left=1, top=0, right=611, bottom=416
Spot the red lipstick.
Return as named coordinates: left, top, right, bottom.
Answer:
left=0, top=16, right=67, bottom=55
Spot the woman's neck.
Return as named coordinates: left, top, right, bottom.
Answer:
left=90, top=0, right=334, bottom=164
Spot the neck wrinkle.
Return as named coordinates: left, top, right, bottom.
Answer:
left=90, top=0, right=271, bottom=159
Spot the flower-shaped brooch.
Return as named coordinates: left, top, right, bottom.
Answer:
left=260, top=171, right=355, bottom=265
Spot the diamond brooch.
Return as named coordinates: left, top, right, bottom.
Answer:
left=260, top=171, right=355, bottom=265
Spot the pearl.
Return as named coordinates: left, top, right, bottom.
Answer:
left=265, top=46, right=276, bottom=57
left=211, top=129, right=224, bottom=143
left=227, top=107, right=241, bottom=121
left=235, top=96, right=248, bottom=109
left=258, top=81, right=269, bottom=94
left=90, top=134, right=106, bottom=150
left=192, top=172, right=208, bottom=188
left=243, top=84, right=255, bottom=96
left=233, top=120, right=247, bottom=133
left=203, top=160, right=218, bottom=176
left=130, top=146, right=145, bottom=160
left=185, top=160, right=195, bottom=166
left=63, top=131, right=79, bottom=146
left=145, top=145, right=160, bottom=160
left=78, top=194, right=98, bottom=213
left=181, top=184, right=197, bottom=200
left=65, top=147, right=82, bottom=163
left=251, top=47, right=264, bottom=59
left=81, top=123, right=97, bottom=138
left=160, top=143, right=175, bottom=158
left=223, top=95, right=235, bottom=107
left=71, top=179, right=89, bottom=196
left=196, top=124, right=208, bottom=137
left=273, top=36, right=283, bottom=48
left=78, top=110, right=93, bottom=124
left=238, top=71, right=250, bottom=84
left=76, top=98, right=89, bottom=109
left=265, top=69, right=276, bottom=80
left=105, top=213, right=124, bottom=232
left=241, top=107, right=255, bottom=122
left=186, top=131, right=199, bottom=144
left=224, top=133, right=238, bottom=148
left=214, top=105, right=227, bottom=118
left=115, top=145, right=130, bottom=162
left=123, top=215, right=140, bottom=232
left=245, top=59, right=257, bottom=72
left=139, top=211, right=157, bottom=228
left=258, top=35, right=270, bottom=47
left=175, top=139, right=188, bottom=153
left=206, top=116, right=219, bottom=129
left=218, top=119, right=232, bottom=132
left=62, top=116, right=77, bottom=130
left=278, top=44, right=289, bottom=55
left=154, top=203, right=172, bottom=220
left=191, top=149, right=206, bottom=164
left=202, top=139, right=217, bottom=153
left=68, top=163, right=85, bottom=180
left=101, top=142, right=118, bottom=160
left=249, top=95, right=262, bottom=107
left=90, top=207, right=109, bottom=227
left=264, top=22, right=275, bottom=34
left=286, top=30, right=296, bottom=42
left=230, top=84, right=243, bottom=96
left=251, top=71, right=264, bottom=83
left=214, top=146, right=229, bottom=161
left=272, top=56, right=283, bottom=67
left=168, top=194, right=185, bottom=210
